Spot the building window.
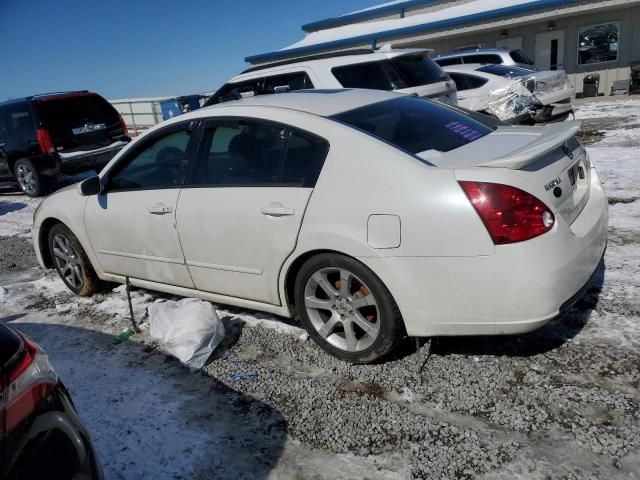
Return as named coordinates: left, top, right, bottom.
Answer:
left=578, top=22, right=619, bottom=65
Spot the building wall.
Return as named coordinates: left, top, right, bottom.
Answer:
left=393, top=5, right=640, bottom=96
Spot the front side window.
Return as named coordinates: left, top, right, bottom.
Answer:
left=463, top=54, right=502, bottom=65
left=578, top=22, right=619, bottom=65
left=108, top=128, right=191, bottom=191
left=391, top=55, right=445, bottom=86
left=332, top=61, right=408, bottom=91
left=332, top=96, right=493, bottom=157
left=193, top=120, right=328, bottom=187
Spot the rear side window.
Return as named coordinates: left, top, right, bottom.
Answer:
left=4, top=104, right=34, bottom=143
left=477, top=65, right=533, bottom=78
left=332, top=96, right=493, bottom=156
left=263, top=72, right=314, bottom=94
left=509, top=49, right=534, bottom=65
left=332, top=61, right=408, bottom=91
left=282, top=132, right=329, bottom=187
left=462, top=54, right=502, bottom=64
left=390, top=55, right=445, bottom=86
left=435, top=57, right=463, bottom=66
left=448, top=73, right=488, bottom=91
left=193, top=120, right=328, bottom=187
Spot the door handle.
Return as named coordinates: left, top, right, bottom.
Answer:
left=147, top=204, right=173, bottom=215
left=260, top=206, right=295, bottom=217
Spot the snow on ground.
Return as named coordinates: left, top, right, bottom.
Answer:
left=0, top=97, right=639, bottom=478
left=0, top=192, right=39, bottom=237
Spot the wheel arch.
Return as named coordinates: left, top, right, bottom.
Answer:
left=37, top=217, right=65, bottom=268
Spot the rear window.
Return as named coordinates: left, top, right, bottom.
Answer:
left=390, top=55, right=445, bottom=86
left=332, top=61, right=408, bottom=91
left=477, top=65, right=533, bottom=78
left=36, top=94, right=118, bottom=132
left=509, top=49, right=534, bottom=65
left=332, top=96, right=493, bottom=157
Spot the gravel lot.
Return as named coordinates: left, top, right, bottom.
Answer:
left=1, top=98, right=639, bottom=479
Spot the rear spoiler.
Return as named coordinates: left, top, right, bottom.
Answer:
left=478, top=121, right=582, bottom=169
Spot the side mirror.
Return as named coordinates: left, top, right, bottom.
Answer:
left=78, top=175, right=103, bottom=196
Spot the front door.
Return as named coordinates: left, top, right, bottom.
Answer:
left=85, top=123, right=197, bottom=288
left=535, top=30, right=565, bottom=70
left=177, top=118, right=329, bottom=305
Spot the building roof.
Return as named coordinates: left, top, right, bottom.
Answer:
left=301, top=0, right=434, bottom=33
left=199, top=89, right=402, bottom=117
left=246, top=0, right=575, bottom=64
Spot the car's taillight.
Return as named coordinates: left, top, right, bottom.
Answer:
left=0, top=336, right=57, bottom=436
left=459, top=181, right=555, bottom=245
left=36, top=128, right=54, bottom=154
left=118, top=115, right=129, bottom=137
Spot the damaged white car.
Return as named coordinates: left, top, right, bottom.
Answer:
left=443, top=64, right=575, bottom=124
left=32, top=90, right=606, bottom=364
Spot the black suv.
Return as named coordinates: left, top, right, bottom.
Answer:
left=0, top=91, right=130, bottom=197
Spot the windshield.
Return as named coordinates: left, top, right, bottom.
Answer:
left=331, top=96, right=493, bottom=157
left=477, top=65, right=534, bottom=78
left=390, top=54, right=446, bottom=86
left=509, top=49, right=534, bottom=65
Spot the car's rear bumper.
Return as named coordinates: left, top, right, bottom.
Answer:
left=57, top=141, right=127, bottom=175
left=361, top=168, right=608, bottom=337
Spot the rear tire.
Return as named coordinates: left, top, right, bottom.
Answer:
left=48, top=223, right=101, bottom=296
left=14, top=158, right=46, bottom=197
left=294, top=253, right=404, bottom=364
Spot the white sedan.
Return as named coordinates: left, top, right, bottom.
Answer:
left=444, top=64, right=575, bottom=123
left=32, top=89, right=607, bottom=363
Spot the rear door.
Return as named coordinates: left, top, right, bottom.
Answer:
left=177, top=118, right=329, bottom=305
left=85, top=121, right=198, bottom=287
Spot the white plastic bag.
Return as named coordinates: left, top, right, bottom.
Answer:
left=149, top=298, right=225, bottom=371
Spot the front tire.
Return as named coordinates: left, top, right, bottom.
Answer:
left=48, top=223, right=101, bottom=296
left=14, top=158, right=46, bottom=197
left=294, top=253, right=404, bottom=364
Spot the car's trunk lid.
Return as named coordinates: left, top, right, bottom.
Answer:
left=528, top=70, right=575, bottom=105
left=35, top=93, right=126, bottom=153
left=425, top=121, right=590, bottom=224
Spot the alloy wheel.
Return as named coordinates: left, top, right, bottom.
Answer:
left=16, top=163, right=37, bottom=195
left=52, top=234, right=84, bottom=290
left=304, top=267, right=380, bottom=352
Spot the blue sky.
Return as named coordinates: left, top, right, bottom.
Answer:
left=0, top=0, right=376, bottom=101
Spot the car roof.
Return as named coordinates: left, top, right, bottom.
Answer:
left=436, top=48, right=511, bottom=59
left=0, top=91, right=94, bottom=107
left=192, top=89, right=402, bottom=118
left=230, top=48, right=433, bottom=83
